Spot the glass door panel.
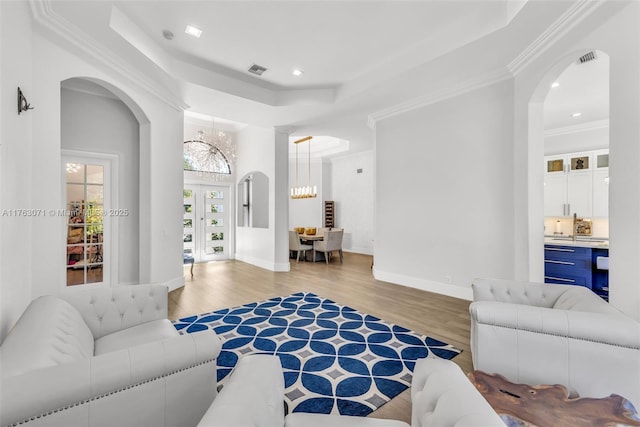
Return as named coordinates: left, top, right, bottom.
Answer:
left=65, top=162, right=105, bottom=286
left=183, top=189, right=195, bottom=256
left=183, top=185, right=229, bottom=262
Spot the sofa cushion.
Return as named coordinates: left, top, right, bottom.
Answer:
left=94, top=318, right=178, bottom=355
left=553, top=287, right=622, bottom=315
left=0, top=296, right=94, bottom=377
left=198, top=354, right=285, bottom=427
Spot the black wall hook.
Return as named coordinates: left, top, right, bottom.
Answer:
left=17, top=87, right=33, bottom=114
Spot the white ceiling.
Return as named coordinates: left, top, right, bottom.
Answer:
left=44, top=0, right=607, bottom=155
left=116, top=1, right=516, bottom=89
left=544, top=51, right=609, bottom=131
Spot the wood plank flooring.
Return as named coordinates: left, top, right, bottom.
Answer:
left=168, top=252, right=472, bottom=424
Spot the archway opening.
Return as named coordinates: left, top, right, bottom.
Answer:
left=528, top=49, right=610, bottom=299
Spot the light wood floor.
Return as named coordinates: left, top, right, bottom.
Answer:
left=168, top=252, right=472, bottom=424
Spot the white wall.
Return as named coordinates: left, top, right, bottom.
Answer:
left=0, top=1, right=34, bottom=340
left=0, top=5, right=185, bottom=340
left=330, top=151, right=374, bottom=254
left=235, top=125, right=290, bottom=271
left=61, top=87, right=140, bottom=285
left=374, top=80, right=515, bottom=300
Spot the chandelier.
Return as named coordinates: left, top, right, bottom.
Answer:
left=183, top=126, right=236, bottom=181
left=66, top=163, right=81, bottom=173
left=290, top=136, right=317, bottom=199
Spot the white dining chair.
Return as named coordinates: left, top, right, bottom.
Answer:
left=313, top=229, right=344, bottom=264
left=289, top=230, right=313, bottom=263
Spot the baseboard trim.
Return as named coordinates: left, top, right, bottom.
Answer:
left=373, top=269, right=472, bottom=301
left=162, top=275, right=185, bottom=292
left=343, top=247, right=374, bottom=256
left=235, top=254, right=291, bottom=272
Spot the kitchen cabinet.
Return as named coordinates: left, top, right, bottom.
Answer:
left=592, top=170, right=609, bottom=217
left=566, top=171, right=592, bottom=217
left=544, top=173, right=566, bottom=217
left=544, top=245, right=593, bottom=288
left=544, top=150, right=608, bottom=218
left=544, top=243, right=609, bottom=299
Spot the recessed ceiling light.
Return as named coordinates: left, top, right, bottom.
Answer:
left=292, top=69, right=304, bottom=76
left=185, top=25, right=202, bottom=38
left=551, top=82, right=560, bottom=88
left=571, top=112, right=582, bottom=118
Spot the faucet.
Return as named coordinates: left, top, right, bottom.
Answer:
left=572, top=213, right=577, bottom=241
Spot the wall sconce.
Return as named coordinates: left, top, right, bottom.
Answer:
left=17, top=87, right=33, bottom=115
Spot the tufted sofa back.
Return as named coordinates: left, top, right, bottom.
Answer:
left=472, top=277, right=570, bottom=308
left=0, top=296, right=94, bottom=377
left=411, top=357, right=505, bottom=427
left=552, top=287, right=622, bottom=314
left=58, top=284, right=168, bottom=340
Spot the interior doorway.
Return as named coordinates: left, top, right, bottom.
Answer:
left=183, top=184, right=230, bottom=262
left=537, top=50, right=610, bottom=296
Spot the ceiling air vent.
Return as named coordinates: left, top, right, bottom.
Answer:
left=577, top=51, right=597, bottom=64
left=248, top=64, right=267, bottom=76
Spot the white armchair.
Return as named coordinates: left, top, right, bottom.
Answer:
left=289, top=230, right=312, bottom=263
left=470, top=278, right=640, bottom=409
left=197, top=354, right=504, bottom=427
left=313, top=228, right=344, bottom=264
left=0, top=284, right=222, bottom=427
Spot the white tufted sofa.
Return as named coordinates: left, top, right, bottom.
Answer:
left=0, top=284, right=222, bottom=427
left=197, top=354, right=504, bottom=427
left=470, top=278, right=640, bottom=409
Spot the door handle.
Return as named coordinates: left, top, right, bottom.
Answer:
left=544, top=276, right=576, bottom=283
left=545, top=260, right=575, bottom=265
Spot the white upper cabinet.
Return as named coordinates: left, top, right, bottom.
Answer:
left=544, top=173, right=566, bottom=217
left=544, top=150, right=608, bottom=218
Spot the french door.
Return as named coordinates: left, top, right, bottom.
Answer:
left=183, top=185, right=229, bottom=262
left=62, top=153, right=114, bottom=286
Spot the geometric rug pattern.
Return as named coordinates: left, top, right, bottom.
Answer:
left=173, top=292, right=461, bottom=416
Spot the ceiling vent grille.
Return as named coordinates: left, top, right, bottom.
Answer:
left=248, top=64, right=267, bottom=76
left=577, top=51, right=597, bottom=64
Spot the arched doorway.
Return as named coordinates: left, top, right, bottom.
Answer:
left=528, top=50, right=610, bottom=298
left=60, top=77, right=149, bottom=287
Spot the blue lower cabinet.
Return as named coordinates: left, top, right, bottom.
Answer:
left=592, top=248, right=609, bottom=300
left=544, top=244, right=609, bottom=299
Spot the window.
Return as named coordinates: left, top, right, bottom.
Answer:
left=183, top=130, right=233, bottom=175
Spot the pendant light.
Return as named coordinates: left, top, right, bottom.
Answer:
left=290, top=136, right=317, bottom=199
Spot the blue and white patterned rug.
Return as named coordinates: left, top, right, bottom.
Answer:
left=173, top=292, right=461, bottom=416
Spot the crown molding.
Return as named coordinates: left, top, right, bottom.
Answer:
left=507, top=0, right=605, bottom=76
left=545, top=118, right=609, bottom=137
left=368, top=67, right=512, bottom=127
left=28, top=0, right=189, bottom=112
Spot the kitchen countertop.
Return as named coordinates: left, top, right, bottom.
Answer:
left=544, top=236, right=609, bottom=249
